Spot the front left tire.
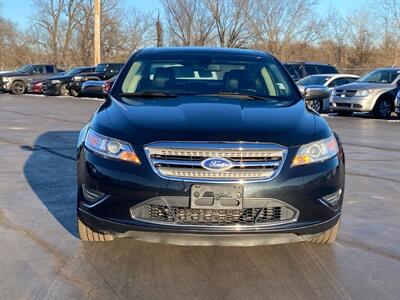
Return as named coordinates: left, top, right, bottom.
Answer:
left=11, top=80, right=26, bottom=94
left=306, top=218, right=340, bottom=244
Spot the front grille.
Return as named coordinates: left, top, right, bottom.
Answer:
left=131, top=197, right=298, bottom=227
left=145, top=142, right=287, bottom=182
left=335, top=90, right=357, bottom=97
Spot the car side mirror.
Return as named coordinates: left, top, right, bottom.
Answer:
left=300, top=85, right=330, bottom=100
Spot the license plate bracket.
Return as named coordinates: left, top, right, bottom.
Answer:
left=190, top=184, right=243, bottom=209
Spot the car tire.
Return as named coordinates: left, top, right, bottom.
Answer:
left=307, top=99, right=322, bottom=113
left=59, top=84, right=70, bottom=96
left=11, top=80, right=26, bottom=94
left=373, top=98, right=392, bottom=119
left=337, top=111, right=353, bottom=117
left=77, top=218, right=114, bottom=242
left=306, top=218, right=340, bottom=244
left=70, top=89, right=80, bottom=97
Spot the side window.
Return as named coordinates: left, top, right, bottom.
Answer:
left=45, top=65, right=55, bottom=73
left=328, top=78, right=347, bottom=87
left=32, top=66, right=45, bottom=74
left=346, top=77, right=358, bottom=84
left=304, top=65, right=319, bottom=75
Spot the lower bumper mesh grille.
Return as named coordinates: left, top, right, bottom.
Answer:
left=131, top=197, right=298, bottom=227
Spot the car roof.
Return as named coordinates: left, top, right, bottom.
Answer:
left=284, top=61, right=335, bottom=66
left=305, top=73, right=359, bottom=78
left=137, top=47, right=273, bottom=59
left=373, top=67, right=400, bottom=71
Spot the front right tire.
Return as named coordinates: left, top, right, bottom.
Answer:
left=77, top=218, right=114, bottom=241
left=306, top=218, right=340, bottom=244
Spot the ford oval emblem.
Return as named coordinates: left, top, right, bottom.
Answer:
left=201, top=157, right=233, bottom=172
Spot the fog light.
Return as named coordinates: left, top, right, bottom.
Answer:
left=82, top=184, right=105, bottom=203
left=321, top=189, right=342, bottom=206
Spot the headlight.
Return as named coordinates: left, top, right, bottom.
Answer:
left=2, top=77, right=9, bottom=83
left=331, top=89, right=336, bottom=96
left=73, top=76, right=82, bottom=81
left=84, top=129, right=141, bottom=164
left=292, top=135, right=339, bottom=167
left=354, top=90, right=369, bottom=97
left=51, top=79, right=60, bottom=84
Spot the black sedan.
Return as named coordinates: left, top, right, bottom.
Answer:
left=42, top=66, right=94, bottom=96
left=77, top=47, right=345, bottom=246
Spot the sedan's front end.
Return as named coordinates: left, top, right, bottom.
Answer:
left=76, top=47, right=345, bottom=246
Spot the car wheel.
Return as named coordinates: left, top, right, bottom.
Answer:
left=306, top=218, right=340, bottom=244
left=70, top=89, right=80, bottom=97
left=59, top=84, right=70, bottom=96
left=307, top=99, right=322, bottom=113
left=76, top=187, right=114, bottom=241
left=11, top=81, right=26, bottom=94
left=77, top=218, right=114, bottom=242
left=337, top=111, right=353, bottom=117
left=374, top=98, right=392, bottom=119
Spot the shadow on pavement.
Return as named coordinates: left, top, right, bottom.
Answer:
left=22, top=131, right=79, bottom=237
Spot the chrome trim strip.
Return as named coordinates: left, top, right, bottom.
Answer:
left=152, top=158, right=280, bottom=168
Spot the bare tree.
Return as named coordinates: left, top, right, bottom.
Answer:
left=322, top=7, right=349, bottom=68
left=162, top=0, right=215, bottom=46
left=346, top=9, right=375, bottom=67
left=245, top=0, right=323, bottom=60
left=205, top=0, right=249, bottom=48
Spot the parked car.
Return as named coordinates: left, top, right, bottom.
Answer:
left=80, top=76, right=116, bottom=98
left=297, top=74, right=359, bottom=112
left=0, top=64, right=63, bottom=94
left=69, top=63, right=123, bottom=97
left=26, top=79, right=44, bottom=94
left=396, top=90, right=400, bottom=115
left=330, top=68, right=400, bottom=118
left=41, top=66, right=94, bottom=96
left=284, top=62, right=338, bottom=81
left=76, top=47, right=345, bottom=246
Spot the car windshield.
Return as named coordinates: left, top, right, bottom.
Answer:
left=95, top=64, right=108, bottom=72
left=64, top=68, right=81, bottom=76
left=358, top=69, right=400, bottom=84
left=297, top=75, right=331, bottom=86
left=118, top=56, right=298, bottom=103
left=16, top=65, right=32, bottom=73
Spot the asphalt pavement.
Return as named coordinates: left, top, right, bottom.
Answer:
left=0, top=93, right=399, bottom=300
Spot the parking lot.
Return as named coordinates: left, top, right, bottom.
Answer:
left=0, top=93, right=399, bottom=300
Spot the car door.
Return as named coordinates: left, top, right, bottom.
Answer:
left=30, top=65, right=47, bottom=81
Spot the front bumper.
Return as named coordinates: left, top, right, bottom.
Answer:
left=0, top=81, right=11, bottom=92
left=330, top=95, right=374, bottom=112
left=42, top=82, right=61, bottom=95
left=77, top=142, right=345, bottom=242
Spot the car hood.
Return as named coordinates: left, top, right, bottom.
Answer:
left=0, top=71, right=26, bottom=77
left=77, top=72, right=103, bottom=78
left=335, top=82, right=395, bottom=91
left=45, top=74, right=73, bottom=81
left=91, top=96, right=331, bottom=148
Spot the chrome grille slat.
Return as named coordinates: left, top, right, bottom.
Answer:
left=145, top=142, right=287, bottom=182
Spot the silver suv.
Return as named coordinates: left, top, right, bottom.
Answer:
left=330, top=68, right=399, bottom=118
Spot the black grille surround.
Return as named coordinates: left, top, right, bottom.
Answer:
left=130, top=197, right=299, bottom=228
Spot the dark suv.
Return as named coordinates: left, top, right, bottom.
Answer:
left=284, top=62, right=338, bottom=82
left=77, top=47, right=345, bottom=246
left=0, top=64, right=63, bottom=94
left=69, top=63, right=124, bottom=96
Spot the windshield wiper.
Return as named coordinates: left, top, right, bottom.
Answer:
left=119, top=91, right=177, bottom=98
left=198, top=92, right=274, bottom=101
